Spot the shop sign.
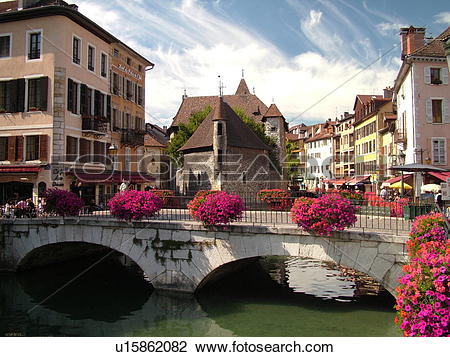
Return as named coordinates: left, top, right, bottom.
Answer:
left=117, top=64, right=142, bottom=81
left=52, top=167, right=65, bottom=187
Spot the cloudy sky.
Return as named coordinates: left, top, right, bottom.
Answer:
left=75, top=0, right=450, bottom=127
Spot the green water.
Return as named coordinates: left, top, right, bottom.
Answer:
left=0, top=256, right=401, bottom=337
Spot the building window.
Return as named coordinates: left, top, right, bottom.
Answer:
left=430, top=68, right=441, bottom=85
left=0, top=34, right=11, bottom=58
left=25, top=135, right=39, bottom=161
left=79, top=138, right=91, bottom=163
left=432, top=139, right=446, bottom=165
left=66, top=136, right=78, bottom=162
left=127, top=57, right=131, bottom=65
left=137, top=86, right=143, bottom=106
left=68, top=79, right=79, bottom=114
left=101, top=53, right=107, bottom=78
left=88, top=45, right=95, bottom=71
left=27, top=78, right=41, bottom=111
left=0, top=137, right=7, bottom=161
left=125, top=147, right=131, bottom=171
left=28, top=31, right=41, bottom=60
left=432, top=99, right=443, bottom=123
left=126, top=80, right=134, bottom=101
left=217, top=122, right=223, bottom=136
left=72, top=36, right=81, bottom=65
left=113, top=48, right=119, bottom=57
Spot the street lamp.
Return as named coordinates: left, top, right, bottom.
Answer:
left=108, top=144, right=118, bottom=171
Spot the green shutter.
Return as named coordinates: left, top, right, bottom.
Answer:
left=16, top=78, right=25, bottom=113
left=67, top=78, right=73, bottom=112
left=80, top=84, right=87, bottom=116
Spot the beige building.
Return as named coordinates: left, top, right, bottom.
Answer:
left=0, top=0, right=153, bottom=204
left=333, top=112, right=355, bottom=179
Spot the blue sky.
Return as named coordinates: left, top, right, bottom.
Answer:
left=76, top=0, right=450, bottom=127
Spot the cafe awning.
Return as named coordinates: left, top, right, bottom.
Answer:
left=327, top=178, right=348, bottom=185
left=428, top=171, right=450, bottom=182
left=0, top=165, right=41, bottom=174
left=382, top=175, right=412, bottom=186
left=68, top=171, right=155, bottom=184
left=346, top=175, right=371, bottom=185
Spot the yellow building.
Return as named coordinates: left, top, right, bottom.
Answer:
left=334, top=112, right=355, bottom=179
left=353, top=92, right=394, bottom=187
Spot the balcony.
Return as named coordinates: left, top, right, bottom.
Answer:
left=394, top=130, right=407, bottom=144
left=121, top=129, right=144, bottom=147
left=82, top=116, right=108, bottom=134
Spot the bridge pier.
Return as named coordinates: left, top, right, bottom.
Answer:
left=0, top=218, right=409, bottom=296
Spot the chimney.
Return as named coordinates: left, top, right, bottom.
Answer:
left=400, top=26, right=426, bottom=59
left=383, top=87, right=393, bottom=99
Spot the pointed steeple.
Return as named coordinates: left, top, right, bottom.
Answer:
left=264, top=103, right=284, bottom=118
left=212, top=97, right=227, bottom=121
left=235, top=78, right=250, bottom=95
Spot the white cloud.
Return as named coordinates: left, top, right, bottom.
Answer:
left=376, top=22, right=407, bottom=36
left=434, top=11, right=450, bottom=24
left=77, top=0, right=398, bottom=127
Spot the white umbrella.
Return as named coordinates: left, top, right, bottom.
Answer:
left=421, top=184, right=441, bottom=194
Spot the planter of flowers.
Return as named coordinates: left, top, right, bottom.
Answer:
left=42, top=188, right=84, bottom=217
left=187, top=191, right=244, bottom=227
left=395, top=213, right=449, bottom=337
left=108, top=190, right=163, bottom=221
left=290, top=194, right=357, bottom=236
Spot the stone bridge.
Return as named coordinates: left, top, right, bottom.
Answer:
left=0, top=218, right=409, bottom=296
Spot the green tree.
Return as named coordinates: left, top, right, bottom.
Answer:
left=233, top=108, right=280, bottom=170
left=285, top=140, right=300, bottom=182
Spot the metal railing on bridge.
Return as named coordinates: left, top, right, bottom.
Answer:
left=1, top=192, right=444, bottom=235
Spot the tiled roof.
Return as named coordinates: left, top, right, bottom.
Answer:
left=286, top=133, right=299, bottom=141
left=179, top=98, right=271, bottom=152
left=304, top=132, right=334, bottom=143
left=353, top=94, right=383, bottom=110
left=410, top=26, right=450, bottom=58
left=145, top=134, right=167, bottom=148
left=264, top=103, right=284, bottom=118
left=235, top=78, right=251, bottom=95
left=171, top=93, right=269, bottom=129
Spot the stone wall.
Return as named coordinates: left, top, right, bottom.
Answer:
left=0, top=218, right=408, bottom=295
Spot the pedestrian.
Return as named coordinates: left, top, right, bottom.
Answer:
left=119, top=179, right=129, bottom=192
left=435, top=190, right=444, bottom=211
left=380, top=187, right=388, bottom=201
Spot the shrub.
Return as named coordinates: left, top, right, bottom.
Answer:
left=257, top=189, right=291, bottom=211
left=108, top=190, right=163, bottom=221
left=188, top=191, right=244, bottom=226
left=395, top=213, right=449, bottom=337
left=187, top=190, right=220, bottom=221
left=290, top=194, right=357, bottom=236
left=42, top=189, right=84, bottom=217
left=327, top=189, right=363, bottom=201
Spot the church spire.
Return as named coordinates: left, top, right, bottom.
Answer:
left=235, top=78, right=250, bottom=95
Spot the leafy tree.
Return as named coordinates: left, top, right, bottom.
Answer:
left=285, top=140, right=300, bottom=182
left=233, top=108, right=280, bottom=170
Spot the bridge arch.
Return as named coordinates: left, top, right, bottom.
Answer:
left=1, top=219, right=407, bottom=296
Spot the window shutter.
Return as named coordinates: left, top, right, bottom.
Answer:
left=16, top=136, right=23, bottom=161
left=38, top=76, right=48, bottom=111
left=94, top=90, right=101, bottom=116
left=16, top=78, right=25, bottom=113
left=425, top=98, right=432, bottom=123
left=443, top=98, right=450, bottom=123
left=67, top=78, right=73, bottom=112
left=39, top=135, right=48, bottom=161
left=442, top=68, right=449, bottom=85
left=80, top=84, right=87, bottom=116
left=424, top=67, right=431, bottom=84
left=106, top=95, right=111, bottom=121
left=7, top=136, right=16, bottom=161
left=5, top=80, right=16, bottom=113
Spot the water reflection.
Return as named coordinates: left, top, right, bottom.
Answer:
left=0, top=255, right=400, bottom=337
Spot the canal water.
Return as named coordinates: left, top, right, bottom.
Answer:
left=0, top=255, right=401, bottom=337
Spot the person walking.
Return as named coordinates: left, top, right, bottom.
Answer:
left=435, top=190, right=444, bottom=211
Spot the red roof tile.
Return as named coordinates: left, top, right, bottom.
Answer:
left=235, top=78, right=251, bottom=95
left=410, top=26, right=450, bottom=58
left=264, top=103, right=284, bottom=118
